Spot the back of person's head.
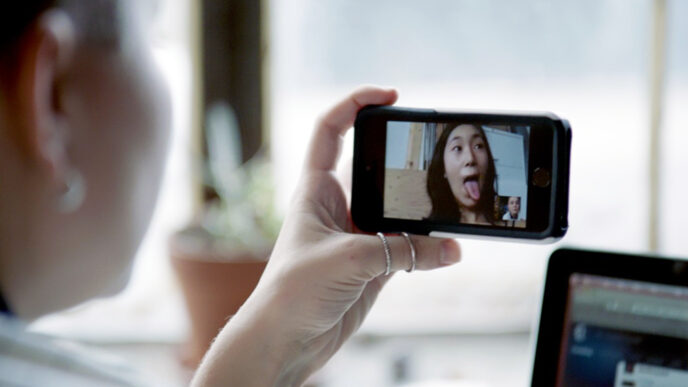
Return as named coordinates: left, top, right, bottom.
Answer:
left=0, top=0, right=172, bottom=320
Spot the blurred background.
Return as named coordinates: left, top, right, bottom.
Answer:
left=29, top=0, right=687, bottom=386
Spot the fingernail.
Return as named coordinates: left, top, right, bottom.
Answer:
left=440, top=239, right=461, bottom=266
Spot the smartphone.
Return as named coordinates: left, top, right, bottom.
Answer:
left=352, top=106, right=571, bottom=242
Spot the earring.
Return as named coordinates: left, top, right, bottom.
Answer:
left=57, top=170, right=86, bottom=213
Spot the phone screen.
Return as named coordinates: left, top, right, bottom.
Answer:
left=383, top=121, right=530, bottom=228
left=352, top=106, right=570, bottom=240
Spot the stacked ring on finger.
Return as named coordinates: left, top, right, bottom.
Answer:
left=377, top=232, right=418, bottom=275
left=376, top=232, right=392, bottom=275
left=401, top=232, right=416, bottom=273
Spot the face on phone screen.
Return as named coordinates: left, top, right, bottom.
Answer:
left=383, top=121, right=530, bottom=228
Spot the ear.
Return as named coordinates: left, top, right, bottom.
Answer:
left=10, top=9, right=75, bottom=185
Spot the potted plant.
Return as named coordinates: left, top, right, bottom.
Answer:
left=170, top=103, right=280, bottom=367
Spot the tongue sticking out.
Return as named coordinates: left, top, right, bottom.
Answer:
left=465, top=180, right=481, bottom=201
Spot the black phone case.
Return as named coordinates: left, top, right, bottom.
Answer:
left=352, top=105, right=571, bottom=241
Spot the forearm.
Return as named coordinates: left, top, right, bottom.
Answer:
left=191, top=87, right=462, bottom=386
left=190, top=292, right=309, bottom=387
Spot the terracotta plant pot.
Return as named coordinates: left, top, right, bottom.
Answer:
left=170, top=228, right=270, bottom=367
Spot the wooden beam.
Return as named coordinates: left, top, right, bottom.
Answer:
left=648, top=0, right=666, bottom=252
left=190, top=0, right=204, bottom=216
left=202, top=0, right=264, bottom=164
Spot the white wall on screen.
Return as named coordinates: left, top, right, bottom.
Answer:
left=483, top=127, right=528, bottom=218
left=385, top=121, right=412, bottom=169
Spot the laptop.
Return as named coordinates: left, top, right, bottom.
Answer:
left=531, top=248, right=688, bottom=386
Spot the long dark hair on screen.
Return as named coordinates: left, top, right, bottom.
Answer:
left=426, top=123, right=497, bottom=223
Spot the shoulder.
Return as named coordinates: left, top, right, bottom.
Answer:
left=0, top=315, right=149, bottom=386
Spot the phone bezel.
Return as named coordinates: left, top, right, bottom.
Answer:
left=352, top=105, right=570, bottom=240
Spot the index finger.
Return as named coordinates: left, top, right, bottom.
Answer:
left=305, top=86, right=398, bottom=172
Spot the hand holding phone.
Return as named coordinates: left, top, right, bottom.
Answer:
left=352, top=106, right=571, bottom=242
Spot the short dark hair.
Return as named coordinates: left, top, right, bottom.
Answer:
left=1, top=0, right=121, bottom=58
left=426, top=123, right=497, bottom=223
left=0, top=1, right=57, bottom=53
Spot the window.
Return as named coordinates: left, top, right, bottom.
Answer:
left=269, top=0, right=684, bottom=336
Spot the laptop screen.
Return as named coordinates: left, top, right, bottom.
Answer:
left=556, top=273, right=688, bottom=386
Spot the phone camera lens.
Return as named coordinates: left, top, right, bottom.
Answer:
left=533, top=168, right=551, bottom=188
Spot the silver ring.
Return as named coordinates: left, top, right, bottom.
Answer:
left=401, top=232, right=416, bottom=273
left=376, top=232, right=392, bottom=275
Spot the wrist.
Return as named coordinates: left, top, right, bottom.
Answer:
left=191, top=289, right=309, bottom=387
